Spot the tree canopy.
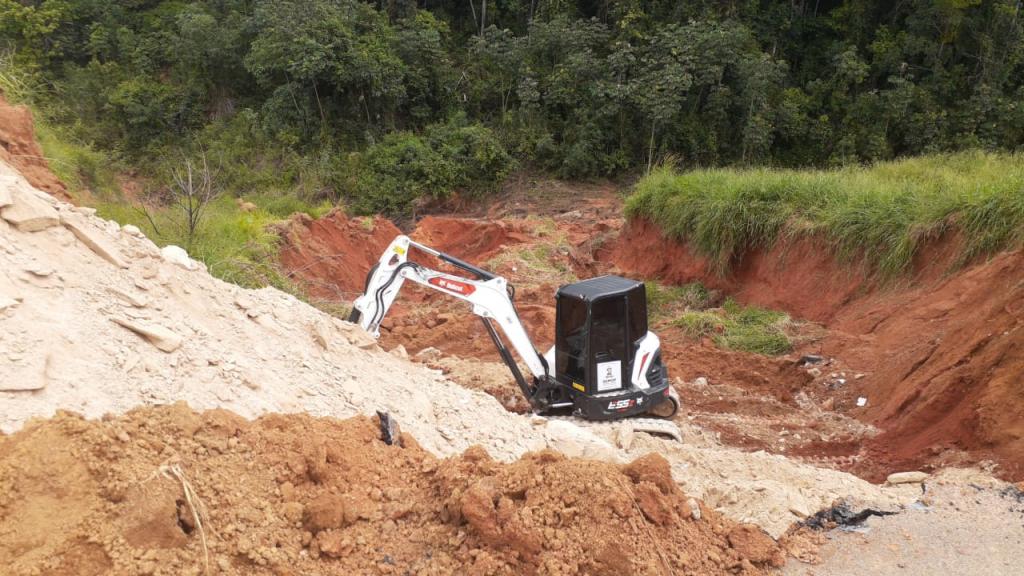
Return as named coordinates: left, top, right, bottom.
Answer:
left=2, top=0, right=1022, bottom=189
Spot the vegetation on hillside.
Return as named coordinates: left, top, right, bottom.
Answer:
left=2, top=1, right=1023, bottom=290
left=675, top=299, right=794, bottom=356
left=0, top=0, right=1022, bottom=215
left=627, top=151, right=1024, bottom=277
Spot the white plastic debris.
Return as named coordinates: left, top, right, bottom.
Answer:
left=856, top=397, right=868, bottom=407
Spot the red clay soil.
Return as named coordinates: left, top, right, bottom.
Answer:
left=412, top=216, right=534, bottom=262
left=0, top=405, right=783, bottom=575
left=278, top=210, right=402, bottom=300
left=0, top=94, right=72, bottom=202
left=277, top=204, right=1024, bottom=482
left=608, top=219, right=870, bottom=323
left=612, top=219, right=1024, bottom=481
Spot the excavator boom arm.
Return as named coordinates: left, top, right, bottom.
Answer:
left=350, top=236, right=549, bottom=390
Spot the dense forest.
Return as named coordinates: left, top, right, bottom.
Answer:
left=1, top=1, right=1023, bottom=215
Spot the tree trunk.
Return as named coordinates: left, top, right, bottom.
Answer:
left=480, top=0, right=487, bottom=38
left=647, top=121, right=657, bottom=173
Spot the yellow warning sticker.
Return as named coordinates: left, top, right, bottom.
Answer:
left=572, top=382, right=585, bottom=392
left=393, top=245, right=406, bottom=255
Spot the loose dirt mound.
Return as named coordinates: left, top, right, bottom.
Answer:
left=412, top=215, right=534, bottom=261
left=612, top=219, right=1024, bottom=481
left=278, top=210, right=401, bottom=300
left=0, top=95, right=70, bottom=202
left=0, top=405, right=784, bottom=575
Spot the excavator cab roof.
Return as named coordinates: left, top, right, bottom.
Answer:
left=556, top=275, right=643, bottom=301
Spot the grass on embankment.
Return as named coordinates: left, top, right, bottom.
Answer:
left=646, top=281, right=794, bottom=355
left=626, top=152, right=1024, bottom=278
left=674, top=298, right=794, bottom=356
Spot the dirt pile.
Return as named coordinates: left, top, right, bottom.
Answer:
left=0, top=405, right=785, bottom=576
left=0, top=95, right=70, bottom=202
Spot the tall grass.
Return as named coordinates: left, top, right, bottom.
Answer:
left=626, top=152, right=1024, bottom=277
left=96, top=194, right=331, bottom=290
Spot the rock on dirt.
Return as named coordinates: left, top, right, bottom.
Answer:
left=61, top=213, right=128, bottom=268
left=0, top=181, right=59, bottom=232
left=111, top=317, right=184, bottom=353
left=886, top=471, right=929, bottom=485
left=160, top=244, right=195, bottom=269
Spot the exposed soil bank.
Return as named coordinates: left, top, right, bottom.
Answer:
left=608, top=218, right=869, bottom=323
left=0, top=95, right=71, bottom=202
left=0, top=405, right=783, bottom=575
left=278, top=211, right=401, bottom=300
left=612, top=219, right=1024, bottom=481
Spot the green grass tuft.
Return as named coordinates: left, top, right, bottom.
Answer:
left=645, top=281, right=714, bottom=319
left=673, top=298, right=793, bottom=355
left=627, top=151, right=1024, bottom=277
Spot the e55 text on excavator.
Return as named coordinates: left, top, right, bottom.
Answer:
left=348, top=235, right=680, bottom=422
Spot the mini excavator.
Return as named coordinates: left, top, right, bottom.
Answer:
left=349, top=235, right=680, bottom=421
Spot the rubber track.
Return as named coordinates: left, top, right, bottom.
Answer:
left=547, top=415, right=683, bottom=443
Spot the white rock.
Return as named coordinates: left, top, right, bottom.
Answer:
left=856, top=397, right=868, bottom=407
left=687, top=498, right=702, bottom=521
left=111, top=317, right=184, bottom=353
left=161, top=245, right=195, bottom=270
left=0, top=186, right=60, bottom=232
left=886, top=471, right=929, bottom=485
left=615, top=424, right=635, bottom=450
left=414, top=346, right=442, bottom=362
left=107, top=287, right=149, bottom=308
left=122, top=224, right=143, bottom=237
left=61, top=213, right=128, bottom=268
left=389, top=344, right=408, bottom=359
left=544, top=420, right=621, bottom=463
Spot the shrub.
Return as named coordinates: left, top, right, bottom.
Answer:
left=349, top=119, right=513, bottom=216
left=349, top=132, right=456, bottom=215
left=426, top=118, right=514, bottom=196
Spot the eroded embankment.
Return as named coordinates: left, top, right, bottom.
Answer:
left=0, top=95, right=71, bottom=202
left=611, top=219, right=1024, bottom=481
left=0, top=405, right=784, bottom=576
